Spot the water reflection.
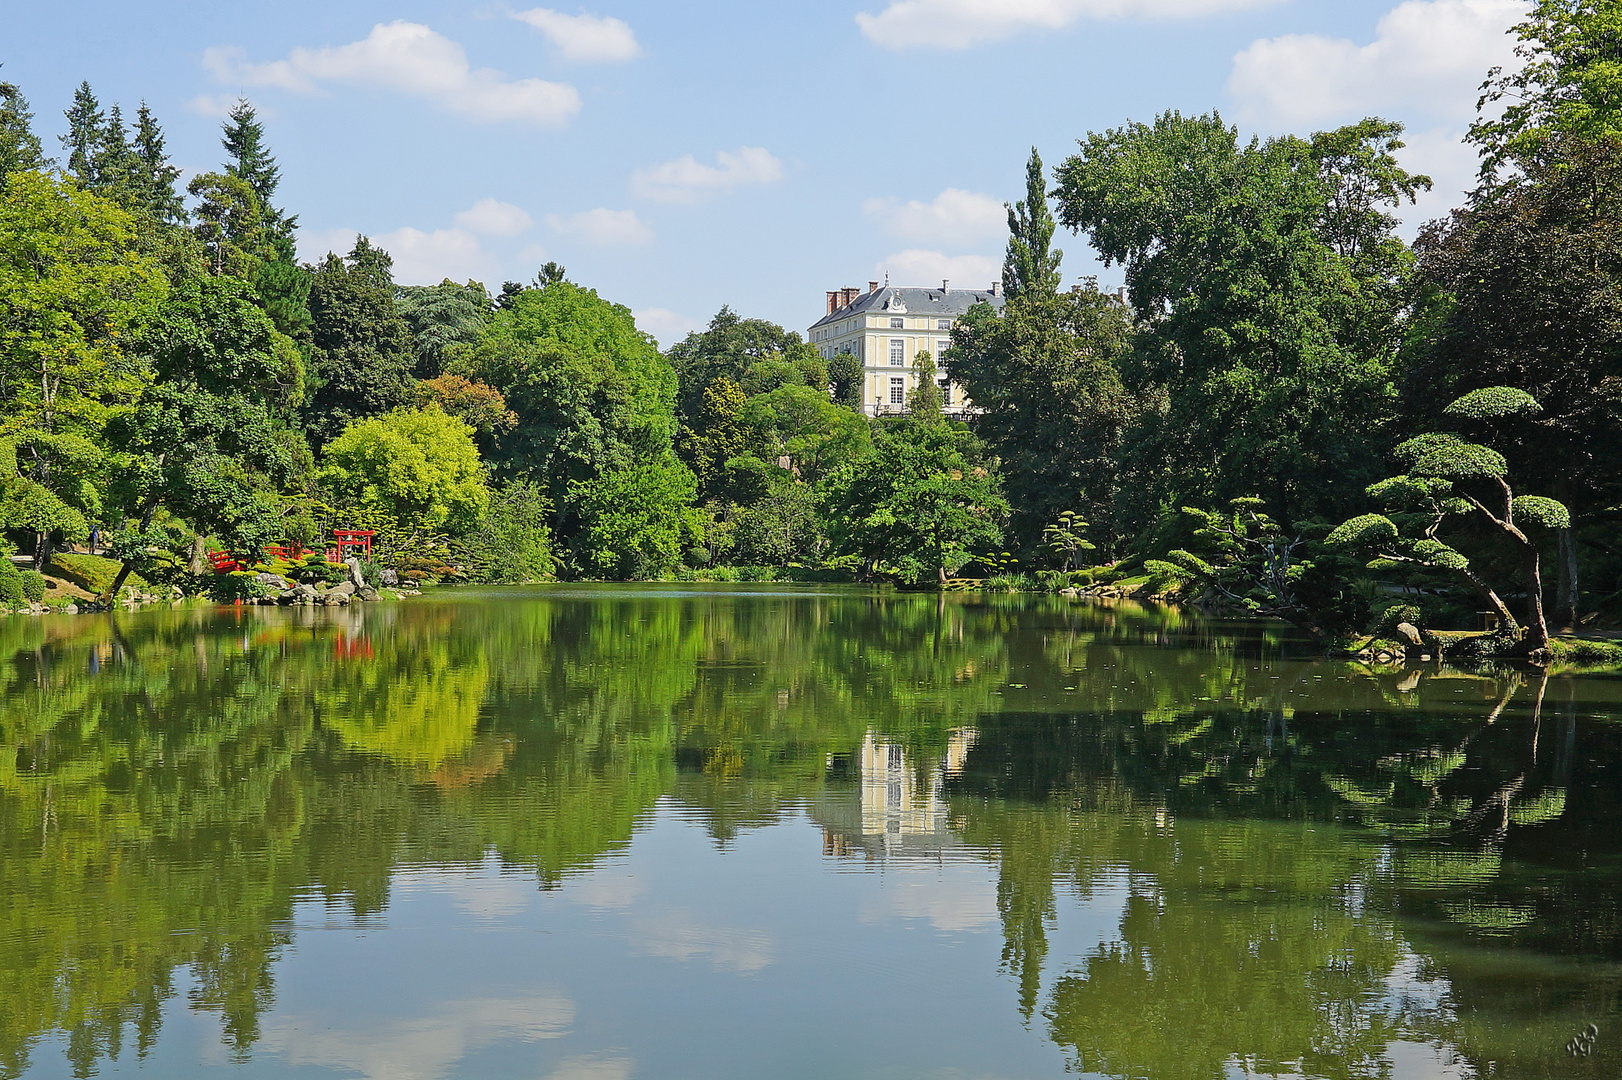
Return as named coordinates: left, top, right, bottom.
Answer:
left=1, top=589, right=1621, bottom=1078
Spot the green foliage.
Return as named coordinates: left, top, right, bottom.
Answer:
left=209, top=569, right=267, bottom=603
left=1053, top=112, right=1426, bottom=528
left=138, top=272, right=303, bottom=402
left=825, top=420, right=1007, bottom=585
left=1042, top=510, right=1096, bottom=571
left=1469, top=0, right=1622, bottom=185
left=0, top=69, right=46, bottom=182
left=395, top=279, right=491, bottom=377
left=1512, top=494, right=1572, bottom=529
left=828, top=351, right=863, bottom=410
left=1409, top=441, right=1507, bottom=481
left=460, top=479, right=554, bottom=584
left=1444, top=386, right=1542, bottom=422
left=681, top=376, right=749, bottom=501
left=666, top=306, right=819, bottom=429
left=187, top=171, right=267, bottom=276
left=452, top=281, right=676, bottom=519
left=46, top=552, right=142, bottom=593
left=221, top=99, right=295, bottom=243
left=737, top=383, right=871, bottom=486
left=949, top=287, right=1134, bottom=552
left=302, top=237, right=416, bottom=444
left=319, top=407, right=489, bottom=536
left=571, top=458, right=703, bottom=579
left=728, top=481, right=823, bottom=567
left=1325, top=514, right=1398, bottom=547
left=1002, top=146, right=1062, bottom=300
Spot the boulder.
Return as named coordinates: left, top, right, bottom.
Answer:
left=256, top=572, right=293, bottom=590
left=380, top=569, right=399, bottom=587
left=344, top=556, right=367, bottom=590
left=293, top=583, right=319, bottom=605
left=1394, top=622, right=1424, bottom=646
left=359, top=585, right=380, bottom=602
left=329, top=581, right=357, bottom=600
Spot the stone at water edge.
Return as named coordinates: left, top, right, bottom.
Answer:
left=359, top=586, right=380, bottom=602
left=1395, top=622, right=1424, bottom=646
left=329, top=581, right=357, bottom=600
left=344, top=556, right=367, bottom=590
left=380, top=569, right=398, bottom=587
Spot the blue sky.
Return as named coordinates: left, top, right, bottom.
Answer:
left=6, top=0, right=1524, bottom=344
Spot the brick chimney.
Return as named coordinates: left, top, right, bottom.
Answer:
left=868, top=280, right=879, bottom=294
left=841, top=286, right=859, bottom=307
left=989, top=281, right=998, bottom=296
left=827, top=291, right=839, bottom=315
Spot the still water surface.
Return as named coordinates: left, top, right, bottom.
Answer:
left=4, top=585, right=1622, bottom=1079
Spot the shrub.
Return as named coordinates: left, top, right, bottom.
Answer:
left=19, top=571, right=46, bottom=602
left=1375, top=602, right=1424, bottom=636
left=0, top=560, right=22, bottom=604
left=210, top=571, right=267, bottom=603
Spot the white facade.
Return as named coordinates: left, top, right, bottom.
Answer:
left=809, top=281, right=1003, bottom=417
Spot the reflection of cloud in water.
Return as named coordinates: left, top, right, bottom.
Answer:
left=392, top=860, right=536, bottom=921
left=260, top=994, right=573, bottom=1080
left=633, top=911, right=773, bottom=974
left=860, top=865, right=998, bottom=932
left=568, top=865, right=643, bottom=910
left=544, top=1053, right=636, bottom=1080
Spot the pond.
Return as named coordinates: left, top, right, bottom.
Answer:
left=3, top=585, right=1621, bottom=1079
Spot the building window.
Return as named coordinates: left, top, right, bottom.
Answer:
left=889, top=338, right=905, bottom=365
left=890, top=317, right=904, bottom=329
left=936, top=319, right=951, bottom=330
left=890, top=377, right=905, bottom=404
left=936, top=339, right=950, bottom=357
left=938, top=379, right=952, bottom=406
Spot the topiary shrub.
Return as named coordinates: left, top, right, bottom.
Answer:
left=1375, top=602, right=1423, bottom=637
left=19, top=571, right=46, bottom=603
left=0, top=561, right=23, bottom=604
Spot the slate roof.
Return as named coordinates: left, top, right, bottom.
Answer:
left=810, top=286, right=1004, bottom=331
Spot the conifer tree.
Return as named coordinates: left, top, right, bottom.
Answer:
left=132, top=103, right=185, bottom=224
left=60, top=82, right=104, bottom=184
left=91, top=103, right=141, bottom=205
left=222, top=99, right=295, bottom=244
left=0, top=68, right=47, bottom=180
left=1002, top=147, right=1062, bottom=301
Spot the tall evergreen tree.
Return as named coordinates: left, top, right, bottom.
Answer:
left=0, top=68, right=47, bottom=180
left=1002, top=147, right=1062, bottom=301
left=91, top=103, right=141, bottom=206
left=132, top=103, right=185, bottom=224
left=221, top=99, right=295, bottom=244
left=60, top=82, right=104, bottom=184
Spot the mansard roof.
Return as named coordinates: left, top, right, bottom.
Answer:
left=810, top=285, right=1004, bottom=330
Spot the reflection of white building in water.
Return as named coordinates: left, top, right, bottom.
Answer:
left=812, top=729, right=977, bottom=861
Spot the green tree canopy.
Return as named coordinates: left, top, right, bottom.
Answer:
left=303, top=237, right=417, bottom=445
left=451, top=280, right=677, bottom=521
left=319, top=407, right=490, bottom=536
left=1002, top=146, right=1062, bottom=300
left=570, top=457, right=702, bottom=579
left=0, top=69, right=46, bottom=182
left=1053, top=112, right=1427, bottom=528
left=396, top=279, right=492, bottom=377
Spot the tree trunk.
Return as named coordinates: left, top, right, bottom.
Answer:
left=1555, top=526, right=1579, bottom=630
left=1523, top=545, right=1550, bottom=652
left=32, top=529, right=49, bottom=571
left=1463, top=567, right=1519, bottom=632
left=104, top=500, right=159, bottom=603
left=189, top=536, right=208, bottom=577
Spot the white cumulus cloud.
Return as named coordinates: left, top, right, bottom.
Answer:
left=633, top=308, right=704, bottom=347
left=864, top=188, right=1007, bottom=246
left=204, top=21, right=581, bottom=126
left=296, top=196, right=542, bottom=285
left=1227, top=0, right=1525, bottom=127
left=631, top=146, right=784, bottom=204
left=878, top=250, right=1001, bottom=289
left=454, top=197, right=534, bottom=237
left=513, top=8, right=642, bottom=63
left=857, top=0, right=1283, bottom=50
left=546, top=207, right=653, bottom=245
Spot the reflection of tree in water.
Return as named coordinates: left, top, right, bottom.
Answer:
left=948, top=658, right=1622, bottom=1079
left=0, top=589, right=1019, bottom=1076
